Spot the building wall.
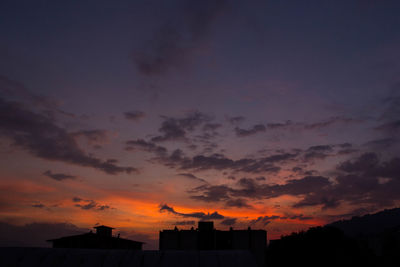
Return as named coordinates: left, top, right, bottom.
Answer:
left=231, top=230, right=251, bottom=250
left=159, top=230, right=180, bottom=250
left=159, top=226, right=266, bottom=266
left=179, top=230, right=198, bottom=250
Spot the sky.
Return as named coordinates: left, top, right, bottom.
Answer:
left=1, top=0, right=400, bottom=249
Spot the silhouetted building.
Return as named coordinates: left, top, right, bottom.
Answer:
left=47, top=225, right=143, bottom=250
left=159, top=221, right=266, bottom=266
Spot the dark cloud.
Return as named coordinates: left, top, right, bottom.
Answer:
left=124, top=111, right=146, bottom=121
left=174, top=220, right=196, bottom=226
left=295, top=153, right=400, bottom=209
left=307, top=145, right=333, bottom=152
left=250, top=215, right=280, bottom=226
left=338, top=143, right=352, bottom=148
left=370, top=92, right=400, bottom=151
left=189, top=176, right=332, bottom=209
left=234, top=124, right=266, bottom=137
left=75, top=201, right=97, bottom=210
left=125, top=139, right=167, bottom=156
left=363, top=138, right=398, bottom=150
left=43, top=170, right=76, bottom=181
left=31, top=203, right=45, bottom=208
left=202, top=123, right=222, bottom=131
left=133, top=0, right=227, bottom=76
left=221, top=218, right=237, bottom=226
left=303, top=151, right=330, bottom=161
left=304, top=144, right=347, bottom=161
left=266, top=117, right=361, bottom=131
left=266, top=120, right=293, bottom=130
left=159, top=203, right=225, bottom=220
left=337, top=148, right=359, bottom=155
left=226, top=116, right=246, bottom=125
left=292, top=167, right=303, bottom=172
left=177, top=173, right=208, bottom=183
left=70, top=130, right=109, bottom=146
left=381, top=92, right=400, bottom=122
left=288, top=214, right=313, bottom=220
left=337, top=152, right=379, bottom=173
left=190, top=184, right=231, bottom=202
left=0, top=221, right=88, bottom=247
left=157, top=150, right=294, bottom=174
left=151, top=112, right=212, bottom=142
left=374, top=120, right=400, bottom=133
left=303, top=116, right=360, bottom=130
left=249, top=213, right=312, bottom=226
left=0, top=75, right=69, bottom=118
left=225, top=198, right=252, bottom=208
left=73, top=197, right=113, bottom=211
left=72, top=197, right=82, bottom=202
left=0, top=97, right=136, bottom=175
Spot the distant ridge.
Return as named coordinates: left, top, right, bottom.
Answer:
left=328, top=208, right=400, bottom=237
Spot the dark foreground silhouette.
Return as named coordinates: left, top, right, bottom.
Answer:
left=47, top=225, right=143, bottom=250
left=0, top=248, right=258, bottom=267
left=267, top=208, right=400, bottom=267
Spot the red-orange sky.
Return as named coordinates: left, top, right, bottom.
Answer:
left=1, top=0, right=400, bottom=249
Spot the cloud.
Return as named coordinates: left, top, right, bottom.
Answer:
left=304, top=117, right=358, bottom=130
left=225, top=198, right=252, bottom=208
left=31, top=203, right=46, bottom=208
left=226, top=116, right=246, bottom=125
left=374, top=120, right=400, bottom=133
left=202, top=123, right=222, bottom=131
left=189, top=176, right=332, bottom=209
left=266, top=120, right=293, bottom=130
left=43, top=170, right=76, bottom=181
left=288, top=214, right=314, bottom=220
left=0, top=221, right=89, bottom=247
left=174, top=220, right=196, bottom=226
left=157, top=150, right=295, bottom=174
left=151, top=111, right=212, bottom=142
left=190, top=184, right=231, bottom=202
left=234, top=124, right=266, bottom=137
left=159, top=203, right=225, bottom=220
left=307, top=145, right=334, bottom=152
left=221, top=218, right=237, bottom=226
left=73, top=197, right=113, bottom=211
left=70, top=130, right=110, bottom=146
left=124, top=111, right=146, bottom=121
left=266, top=117, right=361, bottom=131
left=0, top=97, right=136, bottom=175
left=249, top=214, right=312, bottom=226
left=295, top=153, right=400, bottom=209
left=337, top=152, right=379, bottom=173
left=177, top=173, right=208, bottom=183
left=250, top=215, right=280, bottom=226
left=363, top=138, right=397, bottom=150
left=125, top=139, right=167, bottom=156
left=0, top=75, right=66, bottom=117
left=133, top=0, right=227, bottom=76
left=72, top=197, right=82, bottom=202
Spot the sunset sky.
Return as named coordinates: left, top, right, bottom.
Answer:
left=1, top=0, right=400, bottom=249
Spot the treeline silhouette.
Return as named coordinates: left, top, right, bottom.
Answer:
left=267, top=208, right=400, bottom=267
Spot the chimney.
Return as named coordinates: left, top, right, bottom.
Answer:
left=94, top=225, right=114, bottom=237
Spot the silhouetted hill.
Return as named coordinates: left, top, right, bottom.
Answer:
left=328, top=208, right=400, bottom=237
left=267, top=208, right=400, bottom=267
